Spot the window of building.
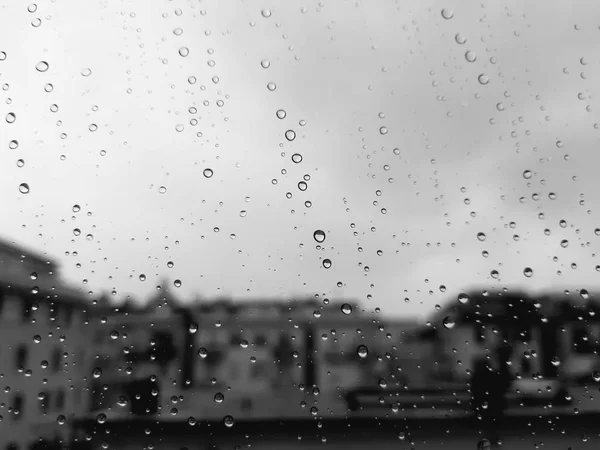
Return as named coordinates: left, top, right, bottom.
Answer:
left=55, top=389, right=65, bottom=410
left=15, top=345, right=27, bottom=369
left=51, top=348, right=61, bottom=372
left=12, top=394, right=23, bottom=421
left=39, top=391, right=50, bottom=415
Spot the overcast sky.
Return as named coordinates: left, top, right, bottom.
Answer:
left=1, top=0, right=599, bottom=318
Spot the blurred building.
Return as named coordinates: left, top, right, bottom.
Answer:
left=0, top=237, right=93, bottom=449
left=87, top=282, right=190, bottom=420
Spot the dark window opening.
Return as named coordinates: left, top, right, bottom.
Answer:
left=12, top=394, right=23, bottom=420
left=15, top=346, right=27, bottom=369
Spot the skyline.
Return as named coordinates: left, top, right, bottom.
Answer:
left=2, top=0, right=600, bottom=318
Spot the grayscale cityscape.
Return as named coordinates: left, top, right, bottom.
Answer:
left=2, top=0, right=600, bottom=449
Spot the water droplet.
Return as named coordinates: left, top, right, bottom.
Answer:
left=31, top=18, right=42, bottom=27
left=267, top=82, right=277, bottom=91
left=581, top=289, right=590, bottom=300
left=35, top=61, right=49, bottom=72
left=323, top=259, right=332, bottom=269
left=477, top=232, right=486, bottom=242
left=593, top=371, right=600, bottom=382
left=523, top=170, right=532, bottom=179
left=313, top=230, right=326, bottom=243
left=441, top=8, right=454, bottom=19
left=260, top=59, right=270, bottom=69
left=179, top=47, right=189, bottom=57
left=174, top=279, right=182, bottom=288
left=72, top=204, right=81, bottom=213
left=198, top=347, right=208, bottom=358
left=81, top=68, right=92, bottom=77
left=551, top=357, right=561, bottom=367
left=261, top=8, right=271, bottom=18
left=9, top=140, right=18, bottom=149
left=490, top=270, right=499, bottom=279
left=189, top=323, right=198, bottom=334
left=523, top=267, right=533, bottom=277
left=223, top=415, right=234, bottom=427
left=443, top=316, right=455, bottom=329
left=110, top=331, right=119, bottom=340
left=33, top=335, right=41, bottom=343
left=27, top=3, right=37, bottom=13
left=96, top=413, right=107, bottom=424
left=561, top=239, right=569, bottom=248
left=291, top=153, right=303, bottom=163
left=341, top=303, right=352, bottom=315
left=16, top=159, right=24, bottom=167
left=57, top=415, right=66, bottom=425
left=214, top=392, right=224, bottom=403
left=276, top=109, right=286, bottom=119
left=158, top=186, right=167, bottom=194
left=465, top=51, right=476, bottom=62
left=478, top=74, right=489, bottom=85
left=455, top=33, right=466, bottom=44
left=73, top=228, right=81, bottom=236
left=44, top=83, right=53, bottom=92
left=6, top=112, right=16, bottom=123
left=139, top=274, right=146, bottom=281
left=379, top=126, right=388, bottom=135
left=203, top=168, right=213, bottom=178
left=18, top=183, right=29, bottom=194
left=285, top=130, right=296, bottom=141
left=458, top=293, right=470, bottom=304
left=92, top=367, right=102, bottom=379
left=173, top=27, right=183, bottom=36
left=356, top=345, right=369, bottom=359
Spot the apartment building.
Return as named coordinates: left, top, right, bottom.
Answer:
left=0, top=237, right=93, bottom=449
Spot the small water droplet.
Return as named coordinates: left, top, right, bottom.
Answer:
left=214, top=392, right=224, bottom=403
left=18, top=183, right=30, bottom=194
left=189, top=323, right=198, bottom=334
left=261, top=9, right=271, bottom=18
left=6, top=112, right=16, bottom=123
left=276, top=109, right=286, bottom=119
left=455, top=33, right=466, bottom=44
left=523, top=267, right=533, bottom=278
left=478, top=74, right=489, bottom=85
left=465, top=51, right=476, bottom=62
left=285, top=130, right=296, bottom=141
left=174, top=279, right=182, bottom=288
left=92, top=367, right=102, bottom=379
left=477, top=232, right=486, bottom=242
left=179, top=47, right=190, bottom=57
left=198, top=347, right=208, bottom=358
left=291, top=153, right=303, bottom=163
left=203, top=168, right=213, bottom=178
left=81, top=68, right=92, bottom=77
left=322, top=259, right=332, bottom=269
left=523, top=170, right=532, bottom=179
left=260, top=59, right=270, bottom=69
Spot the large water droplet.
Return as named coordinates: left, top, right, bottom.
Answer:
left=223, top=415, right=235, bottom=427
left=214, top=392, right=224, bottom=403
left=341, top=303, right=352, bottom=315
left=581, top=289, right=590, bottom=300
left=443, top=316, right=455, bottom=329
left=261, top=9, right=271, bottom=18
left=523, top=170, right=532, bottom=179
left=441, top=8, right=454, bottom=19
left=179, top=47, right=189, bottom=57
left=6, top=112, right=16, bottom=123
left=198, top=347, right=208, bottom=358
left=322, top=259, right=332, bottom=269
left=477, top=232, right=486, bottom=242
left=313, top=230, right=326, bottom=243
left=92, top=367, right=102, bottom=379
left=465, top=51, right=476, bottom=62
left=35, top=61, right=49, bottom=72
left=523, top=267, right=533, bottom=278
left=285, top=130, right=296, bottom=141
left=357, top=345, right=368, bottom=359
left=455, top=33, right=466, bottom=44
left=478, top=74, right=489, bottom=85
left=19, top=183, right=30, bottom=194
left=203, top=168, right=213, bottom=178
left=276, top=109, right=286, bottom=119
left=291, top=153, right=303, bottom=163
